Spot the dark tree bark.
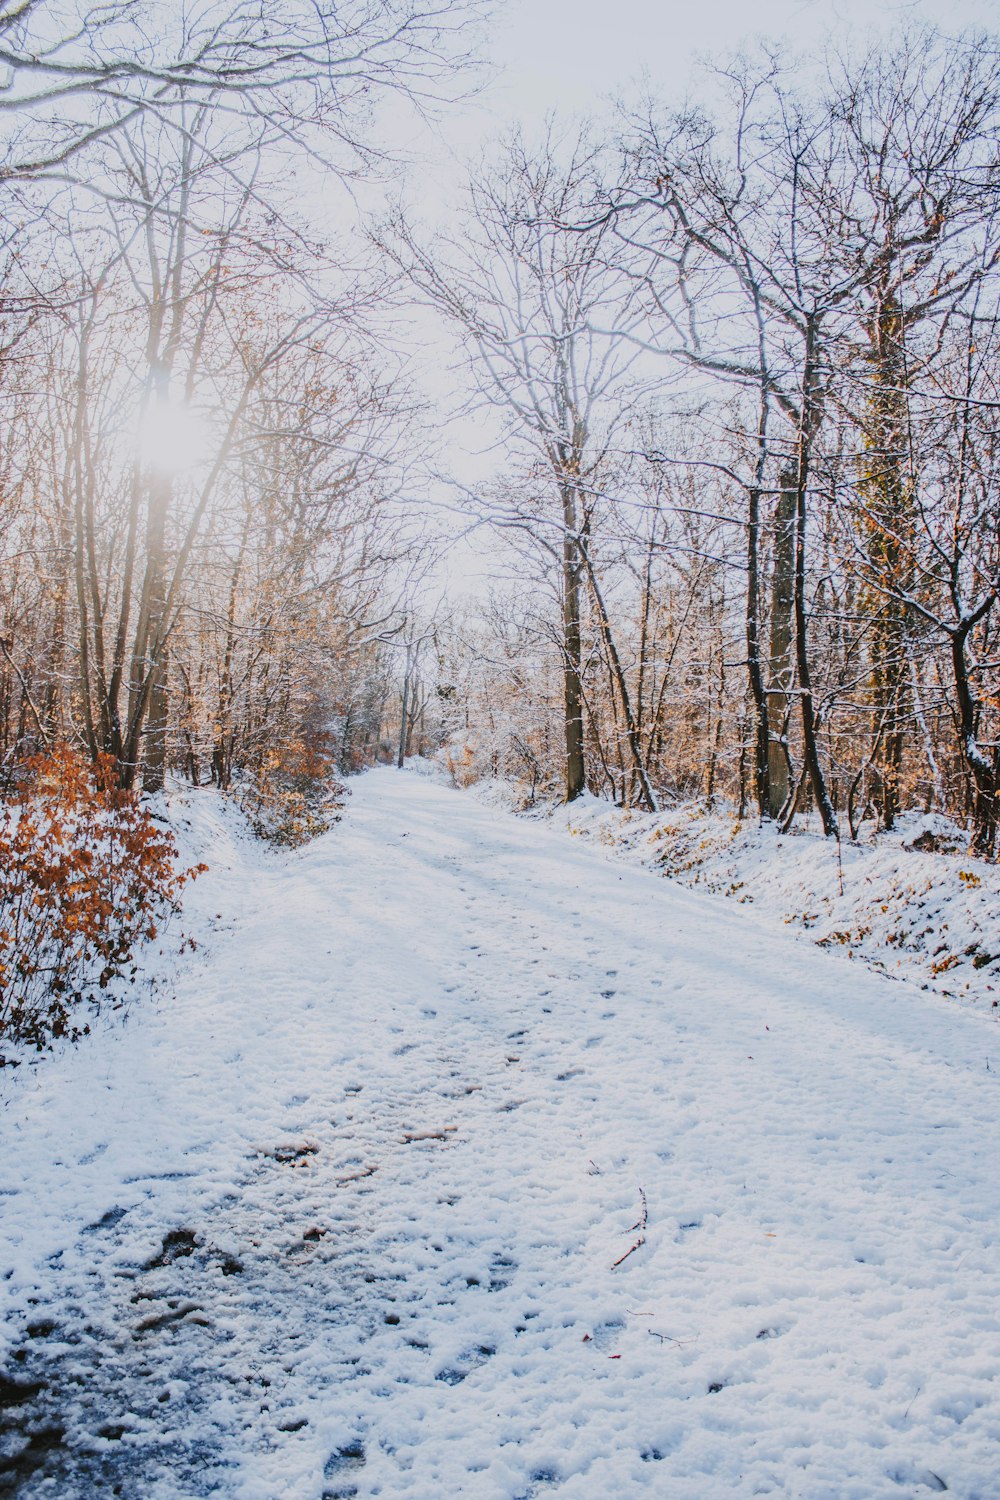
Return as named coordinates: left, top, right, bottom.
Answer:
left=951, top=606, right=999, bottom=857
left=561, top=482, right=586, bottom=802
left=791, top=317, right=839, bottom=838
left=767, top=470, right=797, bottom=820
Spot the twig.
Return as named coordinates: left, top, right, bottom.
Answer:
left=648, top=1329, right=698, bottom=1349
left=612, top=1187, right=648, bottom=1268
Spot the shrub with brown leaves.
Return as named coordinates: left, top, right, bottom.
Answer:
left=0, top=746, right=206, bottom=1050
left=239, top=733, right=346, bottom=847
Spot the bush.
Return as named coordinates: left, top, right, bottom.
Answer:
left=238, top=733, right=346, bottom=847
left=444, top=740, right=479, bottom=788
left=0, top=745, right=205, bottom=1050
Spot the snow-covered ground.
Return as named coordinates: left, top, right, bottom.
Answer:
left=477, top=784, right=1000, bottom=1015
left=1, top=767, right=999, bottom=1499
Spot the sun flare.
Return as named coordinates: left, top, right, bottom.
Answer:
left=137, top=399, right=210, bottom=477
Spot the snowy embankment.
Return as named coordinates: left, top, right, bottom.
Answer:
left=472, top=779, right=1000, bottom=1015
left=1, top=768, right=999, bottom=1499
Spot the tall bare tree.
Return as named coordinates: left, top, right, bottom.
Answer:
left=384, top=127, right=655, bottom=801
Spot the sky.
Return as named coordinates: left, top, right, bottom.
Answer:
left=464, top=0, right=998, bottom=144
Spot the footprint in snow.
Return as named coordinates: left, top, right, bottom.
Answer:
left=142, top=1227, right=198, bottom=1270
left=588, top=1316, right=625, bottom=1351
left=888, top=1465, right=948, bottom=1492
left=84, top=1205, right=130, bottom=1233
left=435, top=1344, right=496, bottom=1385
left=323, top=1441, right=366, bottom=1500
left=514, top=1469, right=561, bottom=1499
left=488, top=1254, right=516, bottom=1292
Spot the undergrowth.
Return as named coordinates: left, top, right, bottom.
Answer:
left=0, top=745, right=205, bottom=1051
left=236, top=734, right=347, bottom=847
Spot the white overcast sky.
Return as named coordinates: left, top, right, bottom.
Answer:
left=464, top=0, right=996, bottom=145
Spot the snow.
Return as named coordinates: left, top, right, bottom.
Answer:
left=525, top=792, right=1000, bottom=1013
left=2, top=768, right=999, bottom=1498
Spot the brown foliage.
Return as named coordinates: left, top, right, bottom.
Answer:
left=239, top=732, right=347, bottom=847
left=0, top=745, right=206, bottom=1050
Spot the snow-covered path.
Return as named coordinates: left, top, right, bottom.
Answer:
left=2, top=769, right=999, bottom=1500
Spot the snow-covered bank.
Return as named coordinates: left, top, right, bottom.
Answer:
left=2, top=768, right=999, bottom=1498
left=471, top=777, right=1000, bottom=1016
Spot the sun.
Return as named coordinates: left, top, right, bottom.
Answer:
left=137, top=398, right=211, bottom=477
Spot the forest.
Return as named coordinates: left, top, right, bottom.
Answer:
left=1, top=3, right=999, bottom=852
left=2, top=6, right=1000, bottom=1497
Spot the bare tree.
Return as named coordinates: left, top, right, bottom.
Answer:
left=383, top=127, right=655, bottom=802
left=0, top=0, right=485, bottom=179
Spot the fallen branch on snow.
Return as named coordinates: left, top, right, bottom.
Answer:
left=612, top=1187, right=648, bottom=1268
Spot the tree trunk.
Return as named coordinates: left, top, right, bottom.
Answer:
left=123, top=468, right=171, bottom=790
left=746, top=478, right=770, bottom=819
left=791, top=318, right=839, bottom=838
left=561, top=484, right=586, bottom=802
left=767, top=469, right=797, bottom=818
left=581, top=539, right=657, bottom=812
left=745, top=385, right=772, bottom=819
left=862, top=288, right=913, bottom=830
left=397, top=644, right=413, bottom=769
left=142, top=642, right=169, bottom=793
left=951, top=618, right=998, bottom=857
